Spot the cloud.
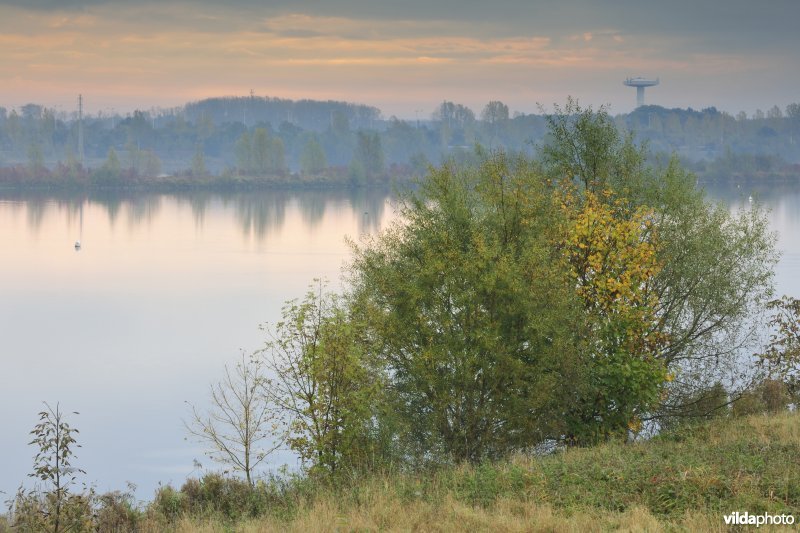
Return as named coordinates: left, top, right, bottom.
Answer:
left=2, top=1, right=798, bottom=57
left=0, top=0, right=797, bottom=116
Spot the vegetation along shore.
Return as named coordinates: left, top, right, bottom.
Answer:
left=3, top=102, right=798, bottom=532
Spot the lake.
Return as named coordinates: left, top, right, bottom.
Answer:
left=1, top=182, right=798, bottom=500
left=0, top=189, right=395, bottom=499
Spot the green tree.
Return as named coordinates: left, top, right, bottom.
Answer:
left=350, top=153, right=579, bottom=462
left=481, top=100, right=509, bottom=124
left=195, top=112, right=214, bottom=142
left=269, top=137, right=286, bottom=173
left=125, top=140, right=142, bottom=175
left=252, top=128, right=270, bottom=174
left=41, top=108, right=57, bottom=157
left=105, top=147, right=121, bottom=175
left=92, top=147, right=122, bottom=184
left=63, top=149, right=81, bottom=182
left=540, top=100, right=777, bottom=425
left=787, top=103, right=800, bottom=145
left=434, top=101, right=477, bottom=149
left=481, top=101, right=510, bottom=146
left=347, top=101, right=777, bottom=457
left=27, top=141, right=45, bottom=176
left=348, top=158, right=366, bottom=186
left=300, top=136, right=327, bottom=175
left=766, top=105, right=783, bottom=120
left=143, top=149, right=162, bottom=177
left=541, top=98, right=646, bottom=191
left=235, top=131, right=253, bottom=173
left=127, top=109, right=151, bottom=147
left=191, top=144, right=207, bottom=177
left=6, top=109, right=22, bottom=152
left=260, top=283, right=383, bottom=477
left=248, top=128, right=285, bottom=174
left=19, top=403, right=88, bottom=533
left=331, top=110, right=350, bottom=136
left=433, top=101, right=476, bottom=130
left=354, top=131, right=384, bottom=181
left=759, top=296, right=800, bottom=397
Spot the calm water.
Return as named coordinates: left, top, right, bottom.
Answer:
left=0, top=189, right=395, bottom=500
left=703, top=182, right=800, bottom=297
left=1, top=183, right=798, bottom=501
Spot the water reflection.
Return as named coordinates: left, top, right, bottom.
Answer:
left=231, top=192, right=289, bottom=241
left=126, top=195, right=163, bottom=231
left=0, top=188, right=391, bottom=244
left=703, top=181, right=800, bottom=210
left=0, top=182, right=797, bottom=502
left=25, top=196, right=49, bottom=233
left=350, top=188, right=389, bottom=234
left=90, top=190, right=124, bottom=227
left=296, top=191, right=327, bottom=229
left=181, top=193, right=213, bottom=229
left=0, top=186, right=396, bottom=501
left=702, top=181, right=800, bottom=298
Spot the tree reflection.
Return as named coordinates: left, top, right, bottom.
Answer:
left=176, top=193, right=213, bottom=230
left=296, top=190, right=328, bottom=229
left=124, top=195, right=163, bottom=230
left=88, top=191, right=123, bottom=227
left=231, top=191, right=289, bottom=241
left=2, top=188, right=394, bottom=244
left=24, top=196, right=48, bottom=233
left=348, top=188, right=388, bottom=234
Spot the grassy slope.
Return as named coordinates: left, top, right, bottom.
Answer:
left=163, top=411, right=799, bottom=532
left=5, top=412, right=793, bottom=532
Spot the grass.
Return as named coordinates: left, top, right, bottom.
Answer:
left=166, top=501, right=716, bottom=532
left=4, top=412, right=798, bottom=531
left=151, top=411, right=800, bottom=531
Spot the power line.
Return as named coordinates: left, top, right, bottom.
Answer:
left=78, top=94, right=85, bottom=164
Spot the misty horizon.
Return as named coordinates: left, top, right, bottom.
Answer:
left=2, top=0, right=799, bottom=118
left=3, top=91, right=797, bottom=124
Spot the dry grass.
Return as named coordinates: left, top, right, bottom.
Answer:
left=162, top=412, right=799, bottom=532
left=5, top=412, right=797, bottom=532
left=165, top=499, right=736, bottom=532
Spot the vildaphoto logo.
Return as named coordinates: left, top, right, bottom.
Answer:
left=723, top=511, right=795, bottom=527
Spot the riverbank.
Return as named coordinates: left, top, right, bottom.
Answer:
left=0, top=166, right=415, bottom=193
left=165, top=411, right=800, bottom=531
left=4, top=411, right=795, bottom=532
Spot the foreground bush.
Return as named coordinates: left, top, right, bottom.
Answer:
left=4, top=411, right=796, bottom=531
left=148, top=411, right=799, bottom=531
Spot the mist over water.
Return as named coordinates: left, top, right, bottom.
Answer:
left=0, top=182, right=797, bottom=500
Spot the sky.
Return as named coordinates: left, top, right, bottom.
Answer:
left=1, top=0, right=798, bottom=119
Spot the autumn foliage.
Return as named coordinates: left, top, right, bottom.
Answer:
left=558, top=187, right=669, bottom=442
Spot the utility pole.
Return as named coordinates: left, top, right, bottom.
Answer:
left=243, top=89, right=255, bottom=128
left=77, top=94, right=85, bottom=164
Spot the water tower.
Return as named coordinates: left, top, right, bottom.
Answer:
left=624, top=77, right=659, bottom=107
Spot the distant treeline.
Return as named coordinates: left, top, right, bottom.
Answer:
left=1, top=96, right=799, bottom=187
left=184, top=96, right=382, bottom=132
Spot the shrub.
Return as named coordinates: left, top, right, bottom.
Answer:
left=95, top=489, right=141, bottom=533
